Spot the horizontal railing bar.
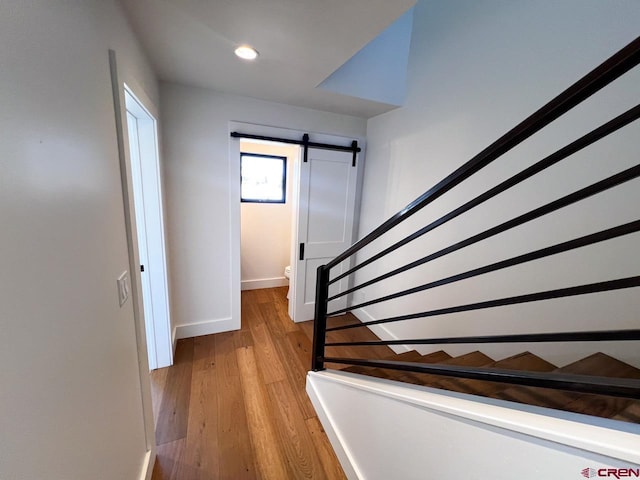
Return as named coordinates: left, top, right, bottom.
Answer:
left=327, top=165, right=640, bottom=314
left=324, top=357, right=640, bottom=399
left=325, top=329, right=640, bottom=347
left=325, top=36, right=640, bottom=272
left=326, top=276, right=640, bottom=332
left=329, top=104, right=640, bottom=287
left=328, top=219, right=640, bottom=313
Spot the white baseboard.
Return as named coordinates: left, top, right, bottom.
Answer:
left=138, top=449, right=154, bottom=480
left=241, top=276, right=288, bottom=290
left=351, top=308, right=411, bottom=354
left=174, top=316, right=238, bottom=339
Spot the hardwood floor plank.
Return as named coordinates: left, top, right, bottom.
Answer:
left=151, top=287, right=360, bottom=480
left=152, top=438, right=187, bottom=480
left=253, top=288, right=272, bottom=304
left=269, top=288, right=298, bottom=334
left=298, top=319, right=314, bottom=342
left=237, top=346, right=290, bottom=479
left=156, top=338, right=194, bottom=445
left=180, top=367, right=220, bottom=479
left=250, top=322, right=286, bottom=384
left=216, top=334, right=259, bottom=479
left=150, top=367, right=169, bottom=427
left=258, top=302, right=287, bottom=338
left=305, top=416, right=347, bottom=480
left=215, top=332, right=239, bottom=379
left=266, top=380, right=326, bottom=479
left=242, top=297, right=265, bottom=331
left=287, top=330, right=314, bottom=372
left=192, top=334, right=216, bottom=372
left=269, top=331, right=317, bottom=420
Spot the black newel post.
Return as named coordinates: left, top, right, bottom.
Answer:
left=311, top=265, right=329, bottom=371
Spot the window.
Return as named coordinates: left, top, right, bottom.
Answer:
left=240, top=153, right=287, bottom=203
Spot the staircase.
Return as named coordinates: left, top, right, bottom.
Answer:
left=310, top=37, right=640, bottom=420
left=340, top=348, right=640, bottom=423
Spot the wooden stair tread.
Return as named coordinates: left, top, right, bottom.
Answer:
left=559, top=352, right=640, bottom=378
left=393, top=351, right=424, bottom=362
left=357, top=350, right=452, bottom=386
left=337, top=343, right=639, bottom=424
left=613, top=401, right=640, bottom=423
left=495, top=353, right=640, bottom=420
left=439, top=351, right=494, bottom=367
left=413, top=351, right=495, bottom=395
left=564, top=393, right=633, bottom=419
left=325, top=313, right=396, bottom=361
left=420, top=350, right=453, bottom=363
left=341, top=365, right=428, bottom=386
left=384, top=350, right=452, bottom=364
left=492, top=351, right=556, bottom=372
left=451, top=352, right=557, bottom=398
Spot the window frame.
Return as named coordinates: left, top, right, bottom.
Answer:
left=240, top=152, right=287, bottom=204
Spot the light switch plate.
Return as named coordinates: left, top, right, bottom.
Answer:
left=117, top=271, right=130, bottom=307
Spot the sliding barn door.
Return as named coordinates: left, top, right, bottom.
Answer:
left=293, top=148, right=358, bottom=322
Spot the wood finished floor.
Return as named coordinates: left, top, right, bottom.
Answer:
left=150, top=287, right=393, bottom=480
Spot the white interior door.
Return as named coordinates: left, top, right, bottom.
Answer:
left=293, top=148, right=358, bottom=322
left=125, top=89, right=172, bottom=370
left=126, top=111, right=157, bottom=369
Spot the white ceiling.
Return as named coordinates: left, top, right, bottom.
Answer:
left=119, top=0, right=416, bottom=118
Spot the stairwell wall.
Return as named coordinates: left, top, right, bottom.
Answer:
left=355, top=0, right=640, bottom=367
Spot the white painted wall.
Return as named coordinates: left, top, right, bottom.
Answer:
left=161, top=83, right=366, bottom=338
left=240, top=141, right=298, bottom=290
left=355, top=0, right=640, bottom=367
left=0, top=1, right=158, bottom=479
left=308, top=371, right=640, bottom=480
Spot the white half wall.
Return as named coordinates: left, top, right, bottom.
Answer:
left=308, top=371, right=640, bottom=480
left=0, top=1, right=159, bottom=479
left=240, top=141, right=298, bottom=291
left=356, top=0, right=640, bottom=368
left=161, top=83, right=366, bottom=335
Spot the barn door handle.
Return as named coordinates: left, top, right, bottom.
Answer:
left=299, top=243, right=305, bottom=260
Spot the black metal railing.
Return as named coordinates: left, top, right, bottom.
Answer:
left=311, top=36, right=640, bottom=400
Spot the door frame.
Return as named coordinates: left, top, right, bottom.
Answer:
left=229, top=122, right=365, bottom=325
left=108, top=50, right=156, bottom=478
left=124, top=85, right=173, bottom=370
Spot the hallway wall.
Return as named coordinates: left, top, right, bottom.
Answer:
left=0, top=1, right=159, bottom=479
left=161, top=83, right=366, bottom=338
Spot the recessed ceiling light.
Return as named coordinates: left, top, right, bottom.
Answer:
left=234, top=45, right=259, bottom=60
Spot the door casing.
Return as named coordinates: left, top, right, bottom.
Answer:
left=229, top=122, right=364, bottom=325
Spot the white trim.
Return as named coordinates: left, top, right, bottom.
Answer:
left=307, top=370, right=640, bottom=466
left=123, top=84, right=173, bottom=370
left=352, top=307, right=411, bottom=354
left=228, top=123, right=242, bottom=334
left=306, top=375, right=362, bottom=480
left=174, top=317, right=237, bottom=339
left=108, top=49, right=156, bottom=458
left=138, top=449, right=155, bottom=480
left=241, top=277, right=289, bottom=290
